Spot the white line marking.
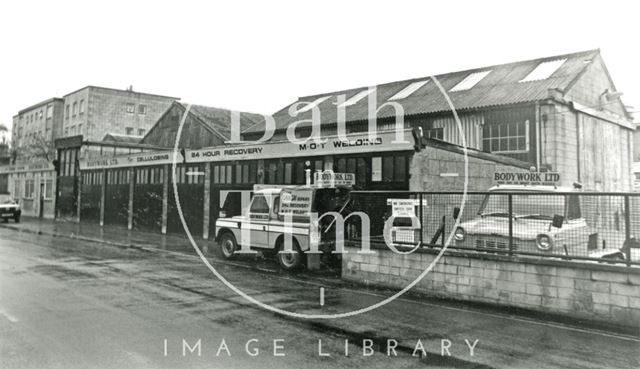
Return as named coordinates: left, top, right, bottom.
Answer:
left=320, top=287, right=325, bottom=306
left=0, top=308, right=19, bottom=323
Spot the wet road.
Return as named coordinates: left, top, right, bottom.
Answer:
left=0, top=228, right=638, bottom=369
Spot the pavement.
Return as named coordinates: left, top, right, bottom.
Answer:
left=0, top=217, right=639, bottom=368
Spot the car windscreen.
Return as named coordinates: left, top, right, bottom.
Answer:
left=0, top=194, right=14, bottom=204
left=480, top=193, right=565, bottom=219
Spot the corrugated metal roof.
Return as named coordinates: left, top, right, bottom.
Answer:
left=244, top=49, right=600, bottom=133
left=179, top=102, right=268, bottom=140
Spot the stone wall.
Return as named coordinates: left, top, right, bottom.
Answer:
left=409, top=142, right=530, bottom=192
left=342, top=245, right=640, bottom=326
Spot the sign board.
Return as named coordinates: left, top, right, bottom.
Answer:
left=494, top=171, right=561, bottom=186
left=0, top=162, right=54, bottom=174
left=313, top=172, right=355, bottom=187
left=386, top=199, right=427, bottom=217
left=279, top=189, right=313, bottom=216
left=79, top=151, right=183, bottom=170
left=185, top=129, right=415, bottom=163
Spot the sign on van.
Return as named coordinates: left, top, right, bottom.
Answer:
left=494, top=171, right=560, bottom=186
left=279, top=189, right=312, bottom=216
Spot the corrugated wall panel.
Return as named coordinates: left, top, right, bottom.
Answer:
left=432, top=114, right=484, bottom=150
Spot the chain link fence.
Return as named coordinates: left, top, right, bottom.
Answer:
left=345, top=190, right=640, bottom=266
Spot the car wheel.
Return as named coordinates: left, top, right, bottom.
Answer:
left=277, top=239, right=304, bottom=271
left=14, top=215, right=20, bottom=223
left=218, top=232, right=237, bottom=259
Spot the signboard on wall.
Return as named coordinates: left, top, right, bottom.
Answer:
left=386, top=199, right=427, bottom=217
left=494, top=171, right=561, bottom=186
left=313, top=172, right=355, bottom=187
left=78, top=151, right=184, bottom=170
left=185, top=130, right=416, bottom=163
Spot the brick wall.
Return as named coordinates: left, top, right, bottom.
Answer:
left=342, top=245, right=640, bottom=326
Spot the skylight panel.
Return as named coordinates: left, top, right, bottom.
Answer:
left=338, top=89, right=374, bottom=107
left=520, top=59, right=567, bottom=82
left=296, top=96, right=332, bottom=113
left=449, top=70, right=492, bottom=92
left=388, top=80, right=429, bottom=100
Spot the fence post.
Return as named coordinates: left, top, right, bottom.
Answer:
left=418, top=192, right=424, bottom=247
left=508, top=194, right=513, bottom=257
left=624, top=195, right=631, bottom=266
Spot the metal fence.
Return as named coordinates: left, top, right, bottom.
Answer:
left=344, top=191, right=640, bottom=266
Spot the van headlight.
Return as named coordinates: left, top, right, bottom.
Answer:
left=536, top=234, right=553, bottom=251
left=454, top=227, right=466, bottom=241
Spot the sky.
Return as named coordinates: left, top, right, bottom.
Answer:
left=1, top=0, right=639, bottom=139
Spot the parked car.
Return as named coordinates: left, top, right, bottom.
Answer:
left=0, top=193, right=21, bottom=223
left=453, top=185, right=625, bottom=260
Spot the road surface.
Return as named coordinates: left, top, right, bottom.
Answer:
left=0, top=227, right=638, bottom=368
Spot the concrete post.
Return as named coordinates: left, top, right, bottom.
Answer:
left=203, top=164, right=211, bottom=240
left=161, top=164, right=168, bottom=235
left=99, top=169, right=106, bottom=227
left=127, top=167, right=134, bottom=230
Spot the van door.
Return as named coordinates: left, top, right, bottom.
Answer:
left=248, top=194, right=270, bottom=248
left=268, top=195, right=282, bottom=249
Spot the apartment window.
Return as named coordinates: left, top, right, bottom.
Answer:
left=79, top=100, right=85, bottom=114
left=65, top=104, right=70, bottom=119
left=125, top=127, right=134, bottom=135
left=77, top=124, right=83, bottom=134
left=39, top=110, right=43, bottom=119
left=72, top=102, right=77, bottom=116
left=14, top=179, right=21, bottom=198
left=46, top=105, right=53, bottom=119
left=64, top=127, right=69, bottom=136
left=138, top=104, right=147, bottom=115
left=482, top=121, right=529, bottom=153
left=43, top=179, right=53, bottom=199
left=24, top=179, right=35, bottom=199
left=125, top=103, right=135, bottom=113
left=137, top=128, right=145, bottom=136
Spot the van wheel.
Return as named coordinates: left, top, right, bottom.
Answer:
left=277, top=239, right=304, bottom=271
left=219, top=232, right=238, bottom=259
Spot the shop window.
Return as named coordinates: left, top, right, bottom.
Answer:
left=382, top=156, right=394, bottom=182
left=242, top=164, right=249, bottom=183
left=235, top=164, right=243, bottom=184
left=482, top=121, right=529, bottom=154
left=295, top=161, right=305, bottom=184
left=394, top=155, right=406, bottom=181
left=336, top=158, right=346, bottom=173
left=371, top=157, right=382, bottom=182
left=248, top=162, right=256, bottom=183
left=346, top=158, right=356, bottom=175
left=284, top=163, right=292, bottom=184
left=250, top=195, right=269, bottom=214
left=425, top=128, right=443, bottom=140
